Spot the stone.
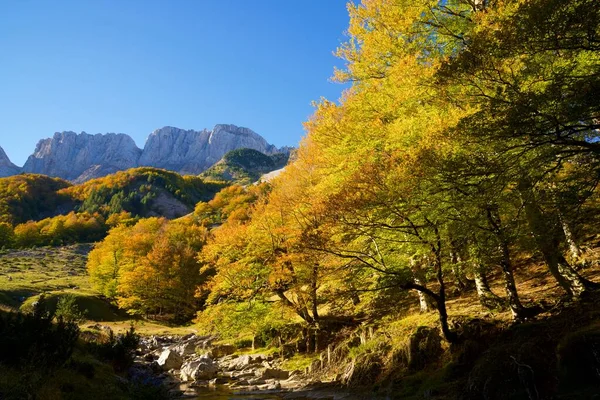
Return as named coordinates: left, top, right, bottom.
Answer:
left=230, top=355, right=253, bottom=370
left=0, top=146, right=20, bottom=177
left=171, top=341, right=197, bottom=357
left=157, top=349, right=184, bottom=371
left=179, top=356, right=219, bottom=382
left=15, top=125, right=290, bottom=182
left=138, top=124, right=285, bottom=175
left=22, top=131, right=141, bottom=182
left=259, top=368, right=289, bottom=380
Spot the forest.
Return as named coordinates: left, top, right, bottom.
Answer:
left=85, top=0, right=600, bottom=397
left=2, top=0, right=600, bottom=398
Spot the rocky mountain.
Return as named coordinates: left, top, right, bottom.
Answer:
left=0, top=146, right=20, bottom=177
left=22, top=132, right=141, bottom=183
left=138, top=124, right=282, bottom=175
left=11, top=124, right=289, bottom=182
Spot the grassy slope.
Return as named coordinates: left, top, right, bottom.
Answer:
left=0, top=245, right=194, bottom=335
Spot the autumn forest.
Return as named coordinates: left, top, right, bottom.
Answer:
left=2, top=0, right=600, bottom=399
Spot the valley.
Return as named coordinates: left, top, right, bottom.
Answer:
left=1, top=0, right=600, bottom=399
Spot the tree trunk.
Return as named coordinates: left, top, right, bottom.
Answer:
left=410, top=257, right=434, bottom=312
left=558, top=211, right=583, bottom=261
left=432, top=247, right=458, bottom=343
left=450, top=249, right=467, bottom=292
left=415, top=276, right=431, bottom=313
left=486, top=206, right=538, bottom=321
left=275, top=290, right=314, bottom=324
left=310, top=264, right=320, bottom=321
left=473, top=264, right=504, bottom=309
left=519, top=183, right=595, bottom=297
left=498, top=242, right=529, bottom=321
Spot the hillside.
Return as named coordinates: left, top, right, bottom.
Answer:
left=0, top=168, right=227, bottom=248
left=62, top=167, right=225, bottom=218
left=0, top=174, right=73, bottom=225
left=0, top=146, right=20, bottom=178
left=200, top=148, right=290, bottom=185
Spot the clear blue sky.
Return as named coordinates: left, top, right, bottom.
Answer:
left=0, top=0, right=350, bottom=166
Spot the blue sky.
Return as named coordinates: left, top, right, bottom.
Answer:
left=0, top=0, right=350, bottom=166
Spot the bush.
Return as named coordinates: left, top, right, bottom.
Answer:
left=86, top=326, right=139, bottom=372
left=55, top=294, right=87, bottom=323
left=0, top=297, right=79, bottom=370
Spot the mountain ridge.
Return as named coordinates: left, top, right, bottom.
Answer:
left=9, top=124, right=290, bottom=182
left=0, top=146, right=20, bottom=177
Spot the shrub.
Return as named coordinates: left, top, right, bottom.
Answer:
left=0, top=297, right=79, bottom=370
left=55, top=294, right=87, bottom=323
left=86, top=326, right=139, bottom=372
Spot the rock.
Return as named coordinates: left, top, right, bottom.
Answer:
left=230, top=355, right=253, bottom=370
left=138, top=124, right=287, bottom=175
left=179, top=356, right=219, bottom=382
left=157, top=349, right=184, bottom=371
left=0, top=146, right=20, bottom=177
left=22, top=131, right=141, bottom=182
left=16, top=125, right=290, bottom=182
left=171, top=341, right=197, bottom=357
left=247, top=377, right=266, bottom=385
left=259, top=368, right=289, bottom=380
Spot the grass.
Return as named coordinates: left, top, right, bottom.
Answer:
left=0, top=245, right=195, bottom=336
left=281, top=353, right=320, bottom=372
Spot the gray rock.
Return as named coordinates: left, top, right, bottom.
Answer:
left=157, top=349, right=184, bottom=371
left=22, top=131, right=141, bottom=182
left=171, top=341, right=198, bottom=357
left=259, top=368, right=289, bottom=380
left=17, top=125, right=289, bottom=182
left=138, top=124, right=285, bottom=175
left=230, top=355, right=255, bottom=370
left=180, top=356, right=219, bottom=382
left=0, top=146, right=20, bottom=177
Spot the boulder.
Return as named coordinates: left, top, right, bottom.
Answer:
left=180, top=356, right=219, bottom=382
left=229, top=355, right=260, bottom=370
left=157, top=349, right=183, bottom=370
left=259, top=368, right=289, bottom=380
left=171, top=341, right=197, bottom=357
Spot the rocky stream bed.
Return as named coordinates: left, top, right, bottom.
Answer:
left=130, top=333, right=363, bottom=400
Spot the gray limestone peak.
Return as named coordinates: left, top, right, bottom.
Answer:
left=22, top=131, right=141, bottom=182
left=17, top=124, right=290, bottom=182
left=139, top=124, right=283, bottom=175
left=0, top=146, right=20, bottom=177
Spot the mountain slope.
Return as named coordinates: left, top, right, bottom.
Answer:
left=62, top=167, right=226, bottom=219
left=0, top=146, right=21, bottom=178
left=0, top=174, right=73, bottom=225
left=13, top=124, right=289, bottom=182
left=0, top=168, right=227, bottom=226
left=200, top=148, right=290, bottom=185
left=21, top=132, right=141, bottom=182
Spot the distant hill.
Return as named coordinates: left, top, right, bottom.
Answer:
left=0, top=168, right=226, bottom=225
left=200, top=148, right=290, bottom=185
left=0, top=174, right=73, bottom=225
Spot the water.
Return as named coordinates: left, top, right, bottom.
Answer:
left=192, top=386, right=304, bottom=399
left=191, top=385, right=341, bottom=399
